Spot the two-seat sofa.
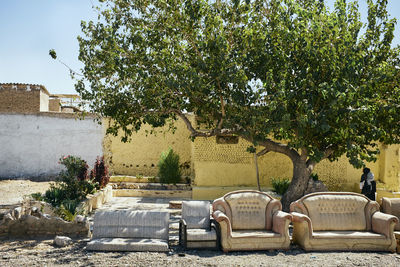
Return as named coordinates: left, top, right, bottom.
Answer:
left=290, top=192, right=398, bottom=252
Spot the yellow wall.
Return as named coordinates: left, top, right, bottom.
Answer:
left=103, top=115, right=400, bottom=200
left=103, top=118, right=193, bottom=178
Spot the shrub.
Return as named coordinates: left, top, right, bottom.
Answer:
left=90, top=156, right=110, bottom=189
left=310, top=173, right=319, bottom=181
left=37, top=155, right=97, bottom=219
left=59, top=155, right=89, bottom=182
left=271, top=177, right=290, bottom=195
left=158, top=148, right=181, bottom=184
left=57, top=199, right=82, bottom=222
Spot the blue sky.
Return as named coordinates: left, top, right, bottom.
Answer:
left=0, top=0, right=399, bottom=95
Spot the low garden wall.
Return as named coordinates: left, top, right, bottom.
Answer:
left=0, top=185, right=113, bottom=238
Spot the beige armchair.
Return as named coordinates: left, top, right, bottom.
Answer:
left=212, top=190, right=292, bottom=252
left=290, top=192, right=398, bottom=252
left=381, top=197, right=400, bottom=252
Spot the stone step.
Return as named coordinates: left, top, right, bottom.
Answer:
left=112, top=189, right=192, bottom=199
left=110, top=175, right=160, bottom=183
left=110, top=182, right=191, bottom=191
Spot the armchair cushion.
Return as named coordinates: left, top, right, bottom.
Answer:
left=182, top=200, right=211, bottom=229
left=186, top=228, right=217, bottom=241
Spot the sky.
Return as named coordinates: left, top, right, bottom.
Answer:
left=0, top=0, right=399, bottom=95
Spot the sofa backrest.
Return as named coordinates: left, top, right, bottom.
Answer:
left=290, top=192, right=379, bottom=231
left=213, top=190, right=281, bottom=230
left=92, top=210, right=169, bottom=240
left=381, top=197, right=400, bottom=231
left=182, top=200, right=211, bottom=229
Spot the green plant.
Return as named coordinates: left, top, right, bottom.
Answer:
left=271, top=178, right=290, bottom=195
left=310, top=173, right=319, bottom=181
left=90, top=156, right=110, bottom=189
left=59, top=155, right=89, bottom=181
left=31, top=192, right=43, bottom=201
left=57, top=199, right=82, bottom=222
left=158, top=148, right=181, bottom=184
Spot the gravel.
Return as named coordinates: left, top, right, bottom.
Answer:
left=0, top=239, right=400, bottom=267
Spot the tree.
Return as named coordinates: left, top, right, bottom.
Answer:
left=75, top=0, right=400, bottom=210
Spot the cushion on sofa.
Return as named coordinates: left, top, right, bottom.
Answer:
left=303, top=195, right=368, bottom=231
left=93, top=210, right=169, bottom=240
left=225, top=192, right=272, bottom=230
left=312, top=231, right=386, bottom=239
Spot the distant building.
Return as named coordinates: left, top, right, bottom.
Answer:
left=0, top=83, right=51, bottom=113
left=0, top=83, right=82, bottom=113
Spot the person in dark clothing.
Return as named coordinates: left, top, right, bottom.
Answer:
left=360, top=167, right=376, bottom=200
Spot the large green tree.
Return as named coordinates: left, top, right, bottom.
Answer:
left=76, top=0, right=400, bottom=210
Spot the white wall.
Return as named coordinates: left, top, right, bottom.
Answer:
left=0, top=113, right=103, bottom=180
left=39, top=91, right=49, bottom=112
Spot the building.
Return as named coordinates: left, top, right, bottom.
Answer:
left=0, top=83, right=81, bottom=113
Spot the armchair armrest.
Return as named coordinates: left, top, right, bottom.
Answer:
left=272, top=211, right=292, bottom=235
left=372, top=211, right=399, bottom=238
left=291, top=212, right=313, bottom=245
left=212, top=210, right=232, bottom=237
left=179, top=218, right=187, bottom=247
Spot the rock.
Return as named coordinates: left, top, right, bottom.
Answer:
left=54, top=236, right=72, bottom=247
left=13, top=207, right=22, bottom=220
left=74, top=215, right=85, bottom=223
left=304, top=178, right=328, bottom=195
left=3, top=213, right=14, bottom=223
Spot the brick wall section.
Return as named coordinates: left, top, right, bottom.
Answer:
left=49, top=98, right=61, bottom=112
left=0, top=83, right=49, bottom=113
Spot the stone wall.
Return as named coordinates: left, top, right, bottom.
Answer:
left=0, top=112, right=103, bottom=180
left=49, top=98, right=61, bottom=112
left=0, top=83, right=49, bottom=113
left=0, top=206, right=89, bottom=238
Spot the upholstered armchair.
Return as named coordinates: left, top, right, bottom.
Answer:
left=212, top=190, right=292, bottom=252
left=179, top=200, right=219, bottom=249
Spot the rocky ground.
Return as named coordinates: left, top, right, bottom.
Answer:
left=1, top=180, right=400, bottom=266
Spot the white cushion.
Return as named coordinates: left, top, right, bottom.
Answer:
left=86, top=238, right=169, bottom=252
left=182, top=201, right=210, bottom=229
left=313, top=231, right=385, bottom=239
left=186, top=228, right=217, bottom=241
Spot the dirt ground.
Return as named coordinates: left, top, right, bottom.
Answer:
left=0, top=238, right=400, bottom=267
left=0, top=180, right=51, bottom=206
left=1, top=180, right=400, bottom=266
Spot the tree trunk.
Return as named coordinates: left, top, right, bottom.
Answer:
left=281, top=159, right=313, bottom=211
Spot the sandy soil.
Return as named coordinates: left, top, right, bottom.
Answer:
left=0, top=180, right=51, bottom=206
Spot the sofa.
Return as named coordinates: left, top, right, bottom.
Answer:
left=212, top=190, right=292, bottom=252
left=381, top=197, right=400, bottom=252
left=86, top=209, right=169, bottom=252
left=290, top=192, right=398, bottom=252
left=179, top=200, right=219, bottom=249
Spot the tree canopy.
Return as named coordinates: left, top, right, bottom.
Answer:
left=76, top=0, right=400, bottom=209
